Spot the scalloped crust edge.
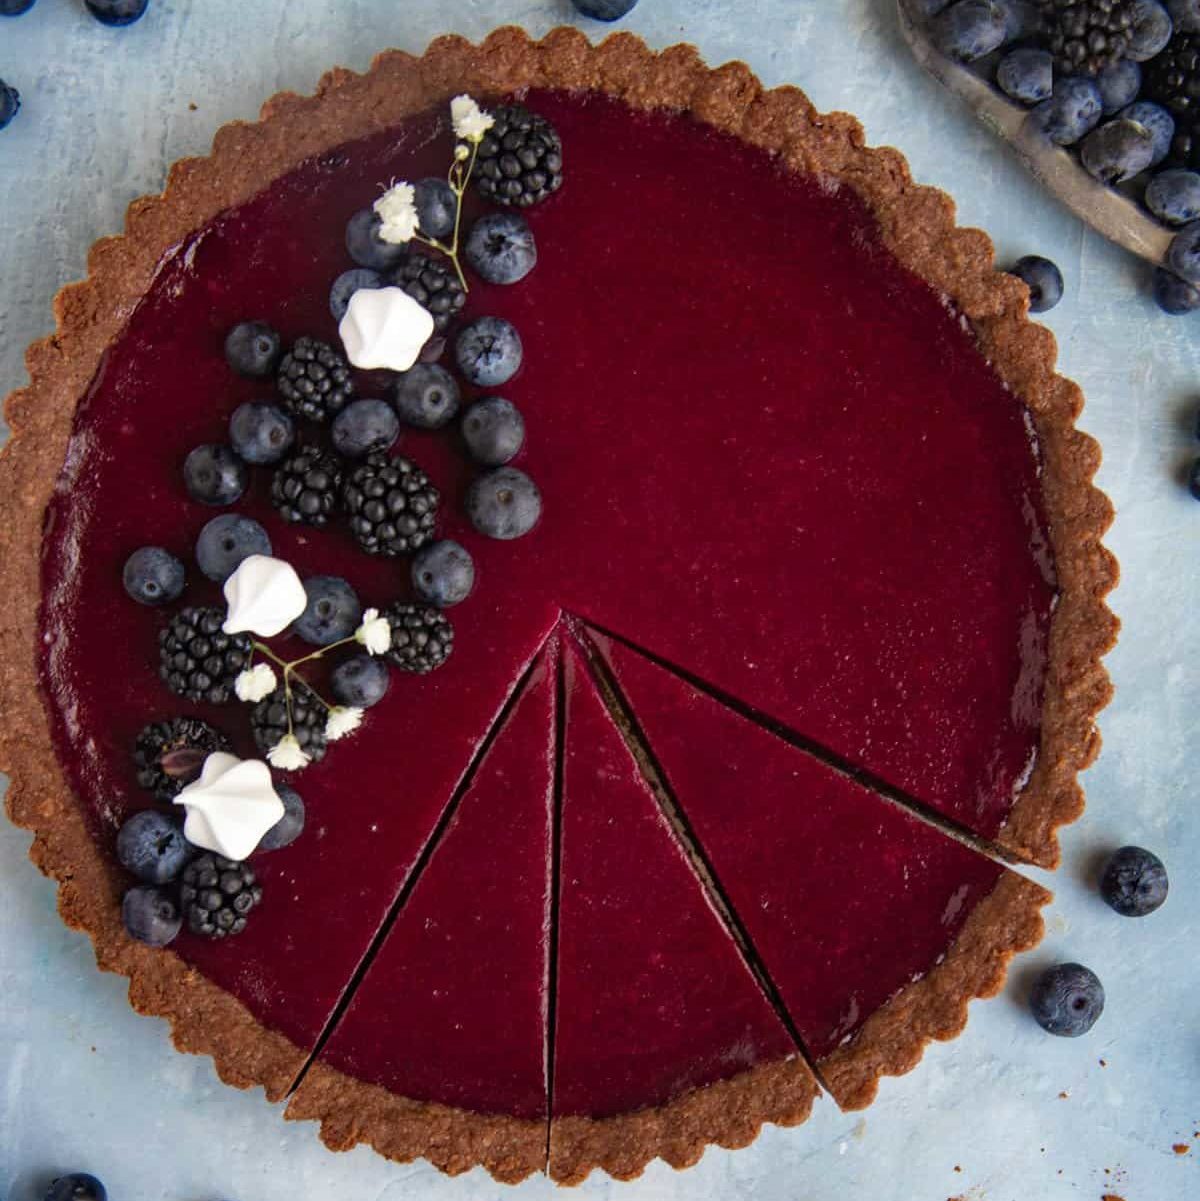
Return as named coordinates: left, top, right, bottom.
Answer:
left=0, top=22, right=1115, bottom=1189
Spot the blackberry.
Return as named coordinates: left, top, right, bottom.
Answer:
left=1039, top=0, right=1135, bottom=76
left=271, top=445, right=343, bottom=526
left=342, top=451, right=439, bottom=557
left=276, top=336, right=355, bottom=422
left=474, top=105, right=564, bottom=208
left=1144, top=32, right=1200, bottom=168
left=390, top=252, right=465, bottom=334
left=250, top=683, right=328, bottom=765
left=180, top=853, right=262, bottom=939
left=159, top=607, right=252, bottom=704
left=133, top=717, right=231, bottom=800
left=382, top=602, right=454, bottom=674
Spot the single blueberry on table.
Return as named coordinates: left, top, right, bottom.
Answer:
left=184, top=443, right=248, bottom=506
left=1145, top=168, right=1200, bottom=224
left=393, top=362, right=461, bottom=429
left=1120, top=100, right=1175, bottom=165
left=116, top=809, right=191, bottom=884
left=195, top=513, right=272, bottom=582
left=997, top=47, right=1054, bottom=106
left=1096, top=59, right=1142, bottom=116
left=229, top=400, right=295, bottom=464
left=294, top=575, right=362, bottom=646
left=1009, top=255, right=1064, bottom=312
left=456, top=316, right=523, bottom=387
left=330, top=654, right=391, bottom=709
left=1100, top=845, right=1168, bottom=915
left=85, top=0, right=150, bottom=27
left=122, top=884, right=183, bottom=946
left=1166, top=220, right=1200, bottom=282
left=0, top=1, right=37, bottom=15
left=1081, top=118, right=1156, bottom=183
left=329, top=267, right=383, bottom=321
left=44, top=1173, right=108, bottom=1201
left=345, top=208, right=406, bottom=271
left=0, top=79, right=19, bottom=132
left=462, top=397, right=526, bottom=466
left=1127, top=0, right=1174, bottom=61
left=1153, top=265, right=1200, bottom=312
left=467, top=467, right=542, bottom=540
left=332, top=397, right=401, bottom=457
left=466, top=211, right=538, bottom=285
left=123, top=546, right=185, bottom=606
left=1030, top=962, right=1105, bottom=1036
left=571, top=0, right=639, bottom=18
left=413, top=177, right=456, bottom=239
left=930, top=0, right=1010, bottom=62
left=412, top=540, right=476, bottom=608
left=1029, top=77, right=1104, bottom=146
left=224, top=321, right=282, bottom=377
left=259, top=784, right=305, bottom=851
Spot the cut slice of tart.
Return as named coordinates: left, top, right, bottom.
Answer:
left=584, top=625, right=1051, bottom=1110
left=549, top=641, right=817, bottom=1185
left=285, top=644, right=558, bottom=1183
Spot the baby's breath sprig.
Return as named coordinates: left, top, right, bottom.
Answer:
left=373, top=95, right=495, bottom=293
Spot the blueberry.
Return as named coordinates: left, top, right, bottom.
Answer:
left=1145, top=169, right=1200, bottom=225
left=1120, top=100, right=1175, bottom=165
left=85, top=0, right=148, bottom=24
left=1009, top=255, right=1064, bottom=312
left=116, top=809, right=191, bottom=884
left=1127, top=0, right=1173, bottom=61
left=44, top=1174, right=108, bottom=1201
left=465, top=212, right=538, bottom=285
left=224, top=321, right=282, bottom=378
left=184, top=443, right=248, bottom=506
left=412, top=540, right=476, bottom=607
left=1096, top=59, right=1142, bottom=116
left=456, top=317, right=523, bottom=387
left=346, top=208, right=406, bottom=271
left=930, top=0, right=1010, bottom=61
left=996, top=48, right=1053, bottom=106
left=195, top=514, right=272, bottom=581
left=571, top=0, right=639, bottom=18
left=330, top=654, right=391, bottom=708
left=461, top=397, right=525, bottom=466
left=1153, top=265, right=1200, bottom=313
left=467, top=467, right=542, bottom=540
left=294, top=576, right=361, bottom=646
left=259, top=784, right=305, bottom=851
left=331, top=397, right=400, bottom=457
left=122, top=885, right=182, bottom=946
left=1030, top=962, right=1104, bottom=1036
left=393, top=363, right=461, bottom=429
left=1100, top=845, right=1168, bottom=915
left=413, top=177, right=456, bottom=239
left=329, top=267, right=383, bottom=321
left=1169, top=0, right=1200, bottom=33
left=229, top=401, right=295, bottom=464
left=123, top=546, right=185, bottom=606
left=1081, top=118, right=1156, bottom=184
left=0, top=80, right=19, bottom=132
left=1166, top=220, right=1200, bottom=283
left=0, top=1, right=37, bottom=15
left=1029, top=77, right=1103, bottom=146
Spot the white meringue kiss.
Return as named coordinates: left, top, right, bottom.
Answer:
left=339, top=286, right=435, bottom=373
left=222, top=554, right=307, bottom=638
left=174, top=752, right=285, bottom=861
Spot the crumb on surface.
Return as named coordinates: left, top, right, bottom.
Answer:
left=1173, top=1143, right=1190, bottom=1155
left=188, top=102, right=198, bottom=111
left=1059, top=1091, right=1070, bottom=1099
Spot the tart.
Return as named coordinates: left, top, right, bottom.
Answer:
left=0, top=26, right=1117, bottom=1187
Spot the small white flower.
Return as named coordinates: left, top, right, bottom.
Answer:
left=451, top=94, right=494, bottom=143
left=374, top=181, right=420, bottom=244
left=355, top=607, right=392, bottom=656
left=325, top=706, right=364, bottom=741
left=454, top=143, right=470, bottom=161
left=235, top=663, right=278, bottom=703
left=267, top=734, right=310, bottom=772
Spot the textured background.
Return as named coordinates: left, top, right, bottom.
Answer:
left=1, top=2, right=1197, bottom=1200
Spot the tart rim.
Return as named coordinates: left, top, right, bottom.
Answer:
left=0, top=24, right=1115, bottom=1186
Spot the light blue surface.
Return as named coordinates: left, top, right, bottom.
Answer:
left=1, top=2, right=1197, bottom=1199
